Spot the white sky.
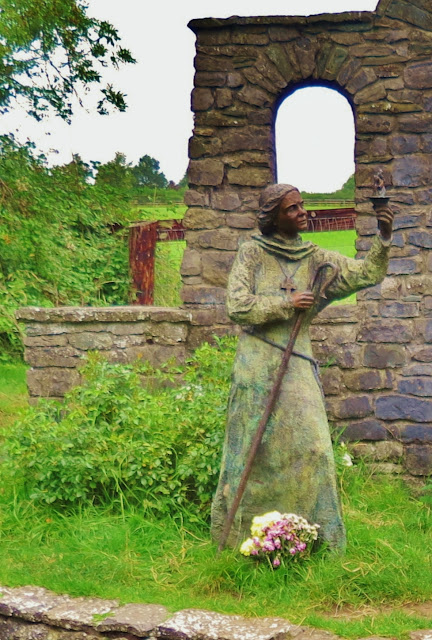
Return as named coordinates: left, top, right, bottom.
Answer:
left=0, top=0, right=378, bottom=192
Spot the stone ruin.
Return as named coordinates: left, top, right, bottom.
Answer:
left=17, top=0, right=432, bottom=477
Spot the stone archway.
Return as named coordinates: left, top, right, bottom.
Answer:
left=182, top=1, right=432, bottom=475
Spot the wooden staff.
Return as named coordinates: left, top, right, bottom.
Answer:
left=217, top=261, right=340, bottom=554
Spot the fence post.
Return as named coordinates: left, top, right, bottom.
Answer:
left=129, top=221, right=158, bottom=305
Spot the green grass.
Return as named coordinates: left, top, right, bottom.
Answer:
left=129, top=204, right=186, bottom=222
left=0, top=469, right=430, bottom=639
left=0, top=363, right=28, bottom=430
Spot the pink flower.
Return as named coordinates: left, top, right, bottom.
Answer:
left=273, top=557, right=281, bottom=567
left=289, top=548, right=296, bottom=555
left=297, top=542, right=307, bottom=551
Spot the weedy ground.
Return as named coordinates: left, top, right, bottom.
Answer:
left=0, top=362, right=431, bottom=639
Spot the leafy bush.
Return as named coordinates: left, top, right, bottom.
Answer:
left=4, top=338, right=236, bottom=516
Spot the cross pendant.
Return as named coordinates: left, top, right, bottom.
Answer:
left=280, top=276, right=296, bottom=293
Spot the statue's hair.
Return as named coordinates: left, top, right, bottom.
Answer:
left=257, top=184, right=299, bottom=235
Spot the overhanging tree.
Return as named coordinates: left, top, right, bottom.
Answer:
left=0, top=0, right=136, bottom=121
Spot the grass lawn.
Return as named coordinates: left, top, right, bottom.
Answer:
left=0, top=470, right=430, bottom=639
left=0, top=363, right=28, bottom=431
left=0, top=363, right=431, bottom=639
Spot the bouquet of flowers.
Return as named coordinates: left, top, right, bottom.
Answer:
left=239, top=511, right=320, bottom=568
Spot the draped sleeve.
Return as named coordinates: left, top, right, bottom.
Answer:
left=226, top=241, right=296, bottom=325
left=316, top=234, right=391, bottom=305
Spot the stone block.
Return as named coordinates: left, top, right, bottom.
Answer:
left=189, top=306, right=230, bottom=326
left=68, top=332, right=113, bottom=350
left=346, top=67, right=377, bottom=94
left=389, top=134, right=420, bottom=155
left=189, top=136, right=222, bottom=159
left=393, top=214, right=422, bottom=230
left=387, top=258, right=421, bottom=275
left=27, top=367, right=81, bottom=397
left=363, top=344, right=406, bottom=368
left=227, top=166, right=272, bottom=187
left=296, top=37, right=320, bottom=79
left=391, top=424, right=432, bottom=444
left=211, top=191, right=241, bottom=211
left=215, top=88, right=233, bottom=108
left=202, top=251, right=235, bottom=287
left=187, top=325, right=237, bottom=350
left=344, top=368, right=393, bottom=391
left=376, top=395, right=432, bottom=422
left=337, top=57, right=362, bottom=87
left=23, top=335, right=68, bottom=347
left=237, top=85, right=271, bottom=107
left=349, top=440, right=403, bottom=462
left=313, top=343, right=362, bottom=369
left=197, top=229, right=240, bottom=251
left=310, top=324, right=357, bottom=345
left=366, top=462, right=404, bottom=475
left=342, top=419, right=391, bottom=441
left=181, top=249, right=201, bottom=276
left=226, top=213, right=256, bottom=228
left=42, top=596, right=118, bottom=631
left=402, top=363, right=432, bottom=377
left=356, top=215, right=378, bottom=236
left=184, top=190, right=209, bottom=207
left=404, top=60, right=432, bottom=89
left=357, top=114, right=394, bottom=134
left=314, top=305, right=359, bottom=324
left=393, top=156, right=432, bottom=188
left=353, top=81, right=387, bottom=105
left=188, top=159, right=224, bottom=186
left=322, top=45, right=349, bottom=80
left=321, top=367, right=343, bottom=396
left=398, top=377, right=432, bottom=397
left=405, top=445, right=432, bottom=476
left=220, top=126, right=271, bottom=153
left=378, top=301, right=419, bottom=318
left=358, top=319, right=413, bottom=343
left=399, top=114, right=432, bottom=134
left=25, top=346, right=83, bottom=368
left=412, top=346, right=432, bottom=363
left=181, top=285, right=226, bottom=305
left=154, top=608, right=302, bottom=640
left=122, top=345, right=187, bottom=368
left=408, top=231, right=432, bottom=248
left=97, top=603, right=168, bottom=635
left=195, top=71, right=226, bottom=87
left=191, top=88, right=214, bottom=111
left=183, top=208, right=223, bottom=230
left=332, top=395, right=373, bottom=419
left=268, top=26, right=300, bottom=42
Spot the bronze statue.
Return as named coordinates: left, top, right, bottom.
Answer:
left=211, top=184, right=393, bottom=553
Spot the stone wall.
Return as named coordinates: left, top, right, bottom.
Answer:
left=16, top=306, right=234, bottom=402
left=16, top=301, right=431, bottom=477
left=179, top=0, right=432, bottom=474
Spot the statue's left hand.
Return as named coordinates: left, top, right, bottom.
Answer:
left=375, top=206, right=394, bottom=241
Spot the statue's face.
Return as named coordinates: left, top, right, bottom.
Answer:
left=276, top=189, right=308, bottom=235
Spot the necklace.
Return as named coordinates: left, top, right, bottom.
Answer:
left=276, top=258, right=302, bottom=293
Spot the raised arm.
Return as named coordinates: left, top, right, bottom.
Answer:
left=321, top=233, right=391, bottom=304
left=227, top=241, right=296, bottom=325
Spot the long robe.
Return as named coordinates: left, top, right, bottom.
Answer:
left=211, top=232, right=390, bottom=552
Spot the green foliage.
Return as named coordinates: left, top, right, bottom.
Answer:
left=0, top=136, right=187, bottom=360
left=303, top=175, right=355, bottom=201
left=4, top=339, right=236, bottom=514
left=132, top=155, right=168, bottom=189
left=0, top=0, right=136, bottom=120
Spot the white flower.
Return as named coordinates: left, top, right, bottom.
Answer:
left=342, top=452, right=353, bottom=467
left=239, top=538, right=255, bottom=556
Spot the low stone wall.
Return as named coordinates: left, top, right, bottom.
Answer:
left=16, top=301, right=432, bottom=478
left=1, top=583, right=431, bottom=640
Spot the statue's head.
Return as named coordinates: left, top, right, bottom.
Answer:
left=258, top=184, right=300, bottom=235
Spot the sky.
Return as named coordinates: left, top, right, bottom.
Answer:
left=0, top=0, right=379, bottom=192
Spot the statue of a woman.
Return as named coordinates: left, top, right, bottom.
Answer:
left=211, top=184, right=393, bottom=552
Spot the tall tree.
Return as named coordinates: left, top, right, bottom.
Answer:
left=94, top=152, right=133, bottom=189
left=132, top=155, right=167, bottom=188
left=0, top=0, right=136, bottom=121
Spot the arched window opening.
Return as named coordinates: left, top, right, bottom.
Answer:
left=276, top=87, right=357, bottom=301
left=276, top=86, right=355, bottom=193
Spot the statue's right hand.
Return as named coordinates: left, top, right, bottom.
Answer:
left=292, top=291, right=315, bottom=309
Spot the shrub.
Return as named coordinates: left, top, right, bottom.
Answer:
left=4, top=338, right=236, bottom=516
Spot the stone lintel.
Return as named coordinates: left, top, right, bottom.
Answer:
left=16, top=306, right=193, bottom=325
left=189, top=12, right=374, bottom=32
